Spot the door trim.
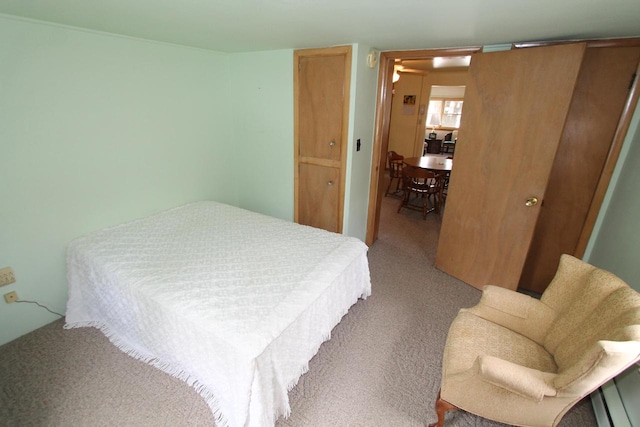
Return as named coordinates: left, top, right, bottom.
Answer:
left=576, top=54, right=640, bottom=256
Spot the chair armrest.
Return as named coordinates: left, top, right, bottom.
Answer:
left=555, top=336, right=640, bottom=396
left=465, top=285, right=557, bottom=345
left=475, top=355, right=557, bottom=402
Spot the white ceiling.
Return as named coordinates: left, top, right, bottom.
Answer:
left=1, top=0, right=639, bottom=53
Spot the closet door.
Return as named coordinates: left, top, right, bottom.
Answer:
left=435, top=43, right=586, bottom=291
left=519, top=45, right=640, bottom=293
left=294, top=46, right=351, bottom=233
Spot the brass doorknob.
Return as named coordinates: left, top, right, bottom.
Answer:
left=525, top=197, right=539, bottom=207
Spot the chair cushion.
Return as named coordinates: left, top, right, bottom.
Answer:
left=444, top=310, right=557, bottom=377
left=441, top=311, right=565, bottom=426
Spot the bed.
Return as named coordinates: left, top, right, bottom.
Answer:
left=65, top=201, right=371, bottom=426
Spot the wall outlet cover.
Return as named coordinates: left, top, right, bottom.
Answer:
left=4, top=291, right=18, bottom=303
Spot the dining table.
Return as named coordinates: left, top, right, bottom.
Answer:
left=403, top=155, right=453, bottom=172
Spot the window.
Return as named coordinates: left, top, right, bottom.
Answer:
left=426, top=99, right=464, bottom=129
left=426, top=100, right=442, bottom=127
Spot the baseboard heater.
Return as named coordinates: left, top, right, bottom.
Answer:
left=591, top=365, right=640, bottom=427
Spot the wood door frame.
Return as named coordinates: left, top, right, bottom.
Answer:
left=294, top=45, right=352, bottom=233
left=365, top=47, right=481, bottom=245
left=572, top=43, right=640, bottom=256
left=365, top=39, right=640, bottom=252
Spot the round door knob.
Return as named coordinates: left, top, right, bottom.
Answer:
left=329, top=140, right=336, bottom=147
left=328, top=181, right=334, bottom=186
left=525, top=197, right=539, bottom=207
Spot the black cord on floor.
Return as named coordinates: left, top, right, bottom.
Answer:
left=15, top=299, right=64, bottom=318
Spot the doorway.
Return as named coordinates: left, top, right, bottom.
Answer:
left=367, top=40, right=640, bottom=294
left=366, top=47, right=480, bottom=246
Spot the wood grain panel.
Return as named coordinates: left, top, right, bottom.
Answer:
left=519, top=46, right=640, bottom=293
left=435, top=43, right=585, bottom=290
left=298, top=54, right=346, bottom=162
left=294, top=46, right=351, bottom=233
left=298, top=163, right=340, bottom=232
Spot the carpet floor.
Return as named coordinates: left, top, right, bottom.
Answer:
left=0, top=196, right=597, bottom=426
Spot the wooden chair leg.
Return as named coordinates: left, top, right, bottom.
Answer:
left=428, top=390, right=458, bottom=427
left=397, top=190, right=408, bottom=213
left=423, top=195, right=428, bottom=219
left=385, top=177, right=393, bottom=196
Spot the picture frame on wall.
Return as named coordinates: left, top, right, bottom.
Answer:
left=403, top=95, right=416, bottom=105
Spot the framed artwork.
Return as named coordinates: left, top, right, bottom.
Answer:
left=403, top=95, right=416, bottom=105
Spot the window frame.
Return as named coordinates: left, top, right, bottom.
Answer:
left=426, top=97, right=464, bottom=130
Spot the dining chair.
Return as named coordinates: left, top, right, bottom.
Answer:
left=440, top=170, right=451, bottom=206
left=442, top=132, right=455, bottom=154
left=385, top=151, right=404, bottom=197
left=397, top=165, right=442, bottom=219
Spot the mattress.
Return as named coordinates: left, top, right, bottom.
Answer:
left=65, top=201, right=371, bottom=426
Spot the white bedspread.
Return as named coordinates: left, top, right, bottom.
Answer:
left=65, top=201, right=371, bottom=426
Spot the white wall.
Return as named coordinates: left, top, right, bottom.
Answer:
left=0, top=16, right=236, bottom=345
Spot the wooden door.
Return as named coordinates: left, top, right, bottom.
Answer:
left=298, top=164, right=341, bottom=231
left=435, top=43, right=586, bottom=291
left=294, top=46, right=351, bottom=233
left=519, top=46, right=640, bottom=293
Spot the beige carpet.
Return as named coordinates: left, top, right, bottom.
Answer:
left=0, top=196, right=597, bottom=426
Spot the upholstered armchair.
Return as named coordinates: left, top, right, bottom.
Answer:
left=431, top=254, right=640, bottom=427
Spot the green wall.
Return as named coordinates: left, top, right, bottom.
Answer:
left=228, top=49, right=295, bottom=221
left=585, top=105, right=640, bottom=291
left=0, top=16, right=237, bottom=345
left=343, top=44, right=378, bottom=239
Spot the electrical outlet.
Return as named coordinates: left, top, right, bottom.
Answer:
left=4, top=291, right=18, bottom=303
left=0, top=267, right=16, bottom=287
